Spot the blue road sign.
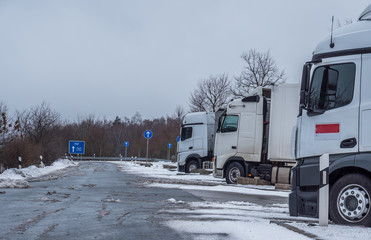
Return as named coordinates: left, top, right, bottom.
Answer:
left=168, top=143, right=172, bottom=148
left=124, top=141, right=129, bottom=147
left=144, top=130, right=153, bottom=139
left=69, top=141, right=85, bottom=154
left=176, top=136, right=180, bottom=142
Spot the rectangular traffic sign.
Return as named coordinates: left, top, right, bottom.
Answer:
left=69, top=140, right=85, bottom=154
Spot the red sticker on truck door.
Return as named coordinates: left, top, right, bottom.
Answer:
left=315, top=124, right=340, bottom=140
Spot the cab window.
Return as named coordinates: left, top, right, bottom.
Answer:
left=221, top=115, right=239, bottom=133
left=309, top=63, right=355, bottom=110
left=181, top=127, right=192, bottom=141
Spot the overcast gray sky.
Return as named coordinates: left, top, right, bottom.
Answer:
left=0, top=0, right=370, bottom=121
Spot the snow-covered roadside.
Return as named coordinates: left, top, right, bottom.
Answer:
left=112, top=161, right=277, bottom=191
left=113, top=160, right=224, bottom=184
left=161, top=199, right=371, bottom=240
left=0, top=159, right=78, bottom=188
left=114, top=161, right=371, bottom=239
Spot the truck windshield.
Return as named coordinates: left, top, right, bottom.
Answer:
left=181, top=127, right=192, bottom=141
left=221, top=115, right=239, bottom=133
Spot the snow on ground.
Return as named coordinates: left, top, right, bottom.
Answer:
left=0, top=159, right=77, bottom=188
left=161, top=199, right=371, bottom=240
left=113, top=161, right=276, bottom=190
left=150, top=183, right=288, bottom=197
left=114, top=161, right=371, bottom=240
left=113, top=160, right=224, bottom=183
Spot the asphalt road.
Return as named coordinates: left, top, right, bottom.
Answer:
left=0, top=162, right=288, bottom=240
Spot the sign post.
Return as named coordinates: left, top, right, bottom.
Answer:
left=68, top=141, right=85, bottom=159
left=144, top=130, right=153, bottom=161
left=124, top=141, right=129, bottom=159
left=319, top=153, right=329, bottom=226
left=167, top=143, right=172, bottom=160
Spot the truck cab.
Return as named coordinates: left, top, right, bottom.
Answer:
left=177, top=112, right=215, bottom=173
left=289, top=5, right=371, bottom=226
left=213, top=84, right=299, bottom=184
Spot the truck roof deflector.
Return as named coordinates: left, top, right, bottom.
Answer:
left=242, top=95, right=260, bottom=103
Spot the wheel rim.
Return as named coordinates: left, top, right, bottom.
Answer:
left=188, top=163, right=197, bottom=172
left=337, top=184, right=370, bottom=223
left=228, top=167, right=241, bottom=183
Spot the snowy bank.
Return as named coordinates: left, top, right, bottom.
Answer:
left=113, top=161, right=371, bottom=239
left=0, top=159, right=78, bottom=188
left=113, top=161, right=280, bottom=192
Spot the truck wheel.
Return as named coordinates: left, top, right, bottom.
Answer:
left=185, top=160, right=198, bottom=173
left=225, top=162, right=244, bottom=184
left=329, top=173, right=371, bottom=226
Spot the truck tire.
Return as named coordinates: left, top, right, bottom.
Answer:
left=225, top=162, right=244, bottom=184
left=185, top=160, right=198, bottom=173
left=329, top=173, right=371, bottom=226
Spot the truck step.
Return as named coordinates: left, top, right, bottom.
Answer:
left=274, top=183, right=291, bottom=190
left=190, top=169, right=213, bottom=175
left=237, top=177, right=272, bottom=186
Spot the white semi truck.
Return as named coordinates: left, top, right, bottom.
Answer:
left=177, top=112, right=216, bottom=173
left=213, top=83, right=300, bottom=184
left=289, top=5, right=371, bottom=226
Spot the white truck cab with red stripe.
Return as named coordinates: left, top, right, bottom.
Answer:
left=289, top=4, right=371, bottom=226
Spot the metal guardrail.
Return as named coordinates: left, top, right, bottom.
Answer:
left=66, top=156, right=171, bottom=162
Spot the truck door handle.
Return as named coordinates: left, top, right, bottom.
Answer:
left=189, top=146, right=193, bottom=149
left=340, top=138, right=357, bottom=148
left=232, top=146, right=237, bottom=149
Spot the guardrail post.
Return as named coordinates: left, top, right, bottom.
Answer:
left=319, top=153, right=329, bottom=226
left=18, top=156, right=22, bottom=169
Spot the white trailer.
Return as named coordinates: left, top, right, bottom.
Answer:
left=177, top=112, right=215, bottom=173
left=213, top=83, right=300, bottom=184
left=289, top=4, right=371, bottom=227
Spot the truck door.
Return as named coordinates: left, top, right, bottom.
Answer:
left=192, top=124, right=205, bottom=155
left=237, top=106, right=261, bottom=162
left=179, top=126, right=194, bottom=153
left=298, top=55, right=361, bottom=158
left=360, top=53, right=371, bottom=152
left=214, top=115, right=239, bottom=162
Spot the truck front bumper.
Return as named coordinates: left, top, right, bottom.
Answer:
left=289, top=165, right=318, bottom=218
left=177, top=163, right=185, bottom=172
left=289, top=188, right=318, bottom=218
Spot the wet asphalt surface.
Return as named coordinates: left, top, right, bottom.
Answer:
left=0, top=162, right=287, bottom=240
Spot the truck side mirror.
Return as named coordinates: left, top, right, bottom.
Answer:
left=299, top=63, right=311, bottom=116
left=300, top=63, right=310, bottom=106
left=216, top=115, right=224, bottom=133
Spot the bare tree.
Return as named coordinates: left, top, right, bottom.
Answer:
left=189, top=89, right=206, bottom=112
left=0, top=102, right=20, bottom=144
left=18, top=102, right=60, bottom=144
left=189, top=74, right=231, bottom=112
left=0, top=102, right=9, bottom=139
left=172, top=105, right=186, bottom=126
left=232, top=49, right=286, bottom=97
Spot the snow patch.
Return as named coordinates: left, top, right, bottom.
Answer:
left=149, top=183, right=289, bottom=198
left=164, top=220, right=311, bottom=240
left=103, top=198, right=121, bottom=203
left=0, top=159, right=77, bottom=188
left=165, top=198, right=185, bottom=204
